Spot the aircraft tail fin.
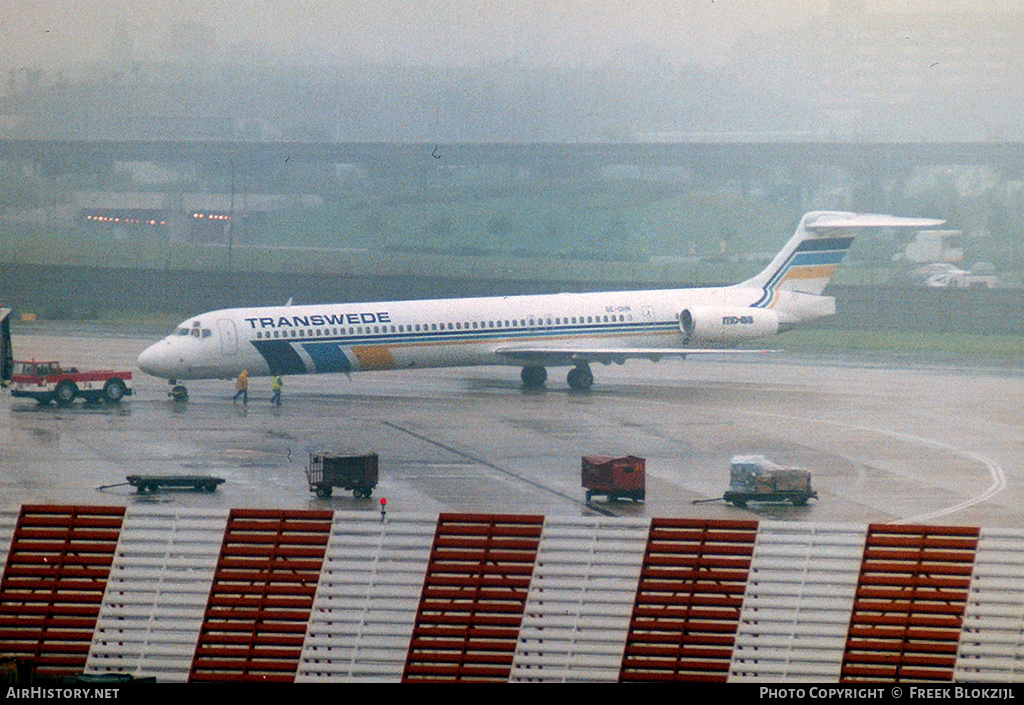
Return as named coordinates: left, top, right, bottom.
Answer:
left=742, top=211, right=944, bottom=307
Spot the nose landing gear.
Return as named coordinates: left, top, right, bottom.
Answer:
left=168, top=379, right=189, bottom=401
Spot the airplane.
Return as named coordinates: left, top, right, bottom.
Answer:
left=136, top=211, right=943, bottom=400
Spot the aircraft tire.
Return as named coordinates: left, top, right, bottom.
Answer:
left=567, top=365, right=594, bottom=391
left=521, top=365, right=547, bottom=388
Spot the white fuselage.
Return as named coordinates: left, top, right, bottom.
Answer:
left=137, top=283, right=770, bottom=382
left=136, top=212, right=942, bottom=387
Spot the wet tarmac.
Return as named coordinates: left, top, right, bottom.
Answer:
left=3, top=324, right=1024, bottom=528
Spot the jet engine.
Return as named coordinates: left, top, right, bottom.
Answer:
left=679, top=306, right=779, bottom=345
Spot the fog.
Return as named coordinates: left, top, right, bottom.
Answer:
left=0, top=1, right=833, bottom=71
left=2, top=1, right=1023, bottom=141
left=2, top=1, right=1024, bottom=289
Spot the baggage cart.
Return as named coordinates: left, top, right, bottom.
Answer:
left=723, top=455, right=816, bottom=507
left=582, top=455, right=645, bottom=503
left=306, top=452, right=378, bottom=498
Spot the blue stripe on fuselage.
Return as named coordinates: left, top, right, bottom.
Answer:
left=253, top=320, right=675, bottom=349
left=247, top=319, right=680, bottom=372
left=302, top=342, right=352, bottom=373
left=251, top=340, right=308, bottom=375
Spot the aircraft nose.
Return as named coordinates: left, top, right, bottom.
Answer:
left=137, top=341, right=170, bottom=378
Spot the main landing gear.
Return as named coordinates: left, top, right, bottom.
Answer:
left=521, top=365, right=547, bottom=389
left=566, top=364, right=594, bottom=391
left=520, top=364, right=594, bottom=391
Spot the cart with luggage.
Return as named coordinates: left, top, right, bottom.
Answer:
left=582, top=455, right=646, bottom=503
left=306, top=451, right=378, bottom=498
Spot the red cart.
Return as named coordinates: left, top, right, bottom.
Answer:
left=582, top=455, right=645, bottom=503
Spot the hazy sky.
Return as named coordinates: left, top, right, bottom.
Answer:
left=3, top=0, right=1018, bottom=75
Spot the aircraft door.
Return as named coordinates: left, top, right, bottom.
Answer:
left=217, top=318, right=238, bottom=355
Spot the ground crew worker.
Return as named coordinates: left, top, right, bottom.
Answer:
left=270, top=374, right=283, bottom=406
left=233, top=370, right=249, bottom=405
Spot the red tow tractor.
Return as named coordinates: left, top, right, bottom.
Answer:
left=0, top=307, right=132, bottom=406
left=8, top=359, right=133, bottom=405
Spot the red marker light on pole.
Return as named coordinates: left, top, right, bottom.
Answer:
left=380, top=497, right=387, bottom=523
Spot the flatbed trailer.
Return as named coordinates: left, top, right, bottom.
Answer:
left=126, top=474, right=224, bottom=493
left=723, top=488, right=817, bottom=507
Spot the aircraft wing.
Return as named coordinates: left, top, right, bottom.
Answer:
left=494, top=346, right=774, bottom=366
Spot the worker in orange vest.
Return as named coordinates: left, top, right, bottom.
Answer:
left=233, top=370, right=249, bottom=405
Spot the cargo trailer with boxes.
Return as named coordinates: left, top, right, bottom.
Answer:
left=723, top=454, right=816, bottom=507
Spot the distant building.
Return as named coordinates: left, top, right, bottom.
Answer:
left=71, top=191, right=323, bottom=243
left=898, top=230, right=964, bottom=264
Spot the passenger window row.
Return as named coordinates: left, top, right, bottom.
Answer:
left=252, top=313, right=634, bottom=340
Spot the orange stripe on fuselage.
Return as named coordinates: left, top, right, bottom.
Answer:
left=352, top=346, right=396, bottom=370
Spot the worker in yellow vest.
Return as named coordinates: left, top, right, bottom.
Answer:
left=270, top=374, right=283, bottom=407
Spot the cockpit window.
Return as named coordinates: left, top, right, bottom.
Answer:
left=201, top=329, right=212, bottom=338
left=175, top=327, right=190, bottom=336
